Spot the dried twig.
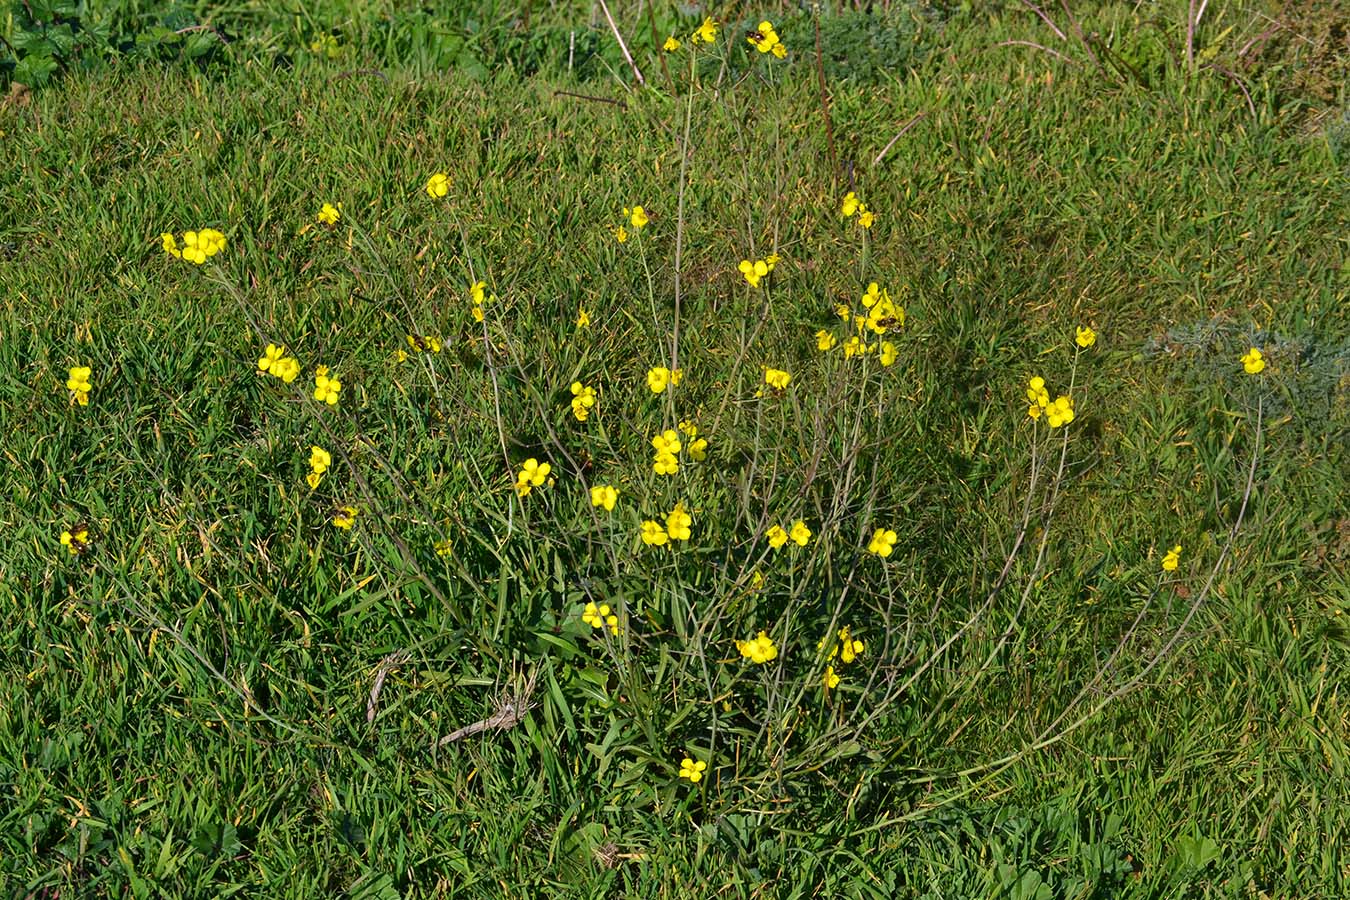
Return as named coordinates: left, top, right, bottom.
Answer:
left=596, top=0, right=644, bottom=87
left=1018, top=0, right=1067, bottom=41
left=436, top=667, right=538, bottom=747
left=366, top=650, right=411, bottom=723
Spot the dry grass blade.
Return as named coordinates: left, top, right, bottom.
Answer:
left=366, top=650, right=411, bottom=723
left=436, top=666, right=538, bottom=747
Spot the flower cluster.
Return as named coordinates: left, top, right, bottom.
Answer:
left=162, top=229, right=226, bottom=265
left=766, top=520, right=811, bottom=549
left=582, top=601, right=619, bottom=635
left=747, top=20, right=786, bottom=58
left=736, top=630, right=779, bottom=664
left=678, top=420, right=708, bottom=460
left=647, top=365, right=684, bottom=394
left=820, top=282, right=903, bottom=364
left=313, top=365, right=342, bottom=406
left=738, top=254, right=779, bottom=288
left=514, top=458, right=552, bottom=498
left=570, top=381, right=597, bottom=422
left=307, top=445, right=331, bottom=490
left=641, top=502, right=692, bottom=546
left=819, top=626, right=865, bottom=689
left=841, top=192, right=875, bottom=229
left=66, top=365, right=92, bottom=406
left=650, top=428, right=682, bottom=475
left=257, top=344, right=301, bottom=383
left=1025, top=376, right=1075, bottom=427
left=1241, top=347, right=1265, bottom=375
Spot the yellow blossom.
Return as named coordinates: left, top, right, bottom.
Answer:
left=641, top=520, right=669, bottom=547
left=691, top=17, right=718, bottom=44
left=614, top=225, right=628, bottom=243
left=333, top=506, right=358, bottom=530
left=790, top=520, right=811, bottom=546
left=837, top=626, right=864, bottom=663
left=582, top=601, right=619, bottom=634
left=1241, top=347, right=1265, bottom=375
left=867, top=528, right=897, bottom=557
left=748, top=20, right=784, bottom=56
left=1076, top=326, right=1097, bottom=348
left=317, top=203, right=341, bottom=225
left=816, top=330, right=837, bottom=352
left=647, top=366, right=683, bottom=393
left=840, top=192, right=860, bottom=218
left=763, top=368, right=791, bottom=391
left=824, top=666, right=840, bottom=689
left=879, top=342, right=897, bottom=366
left=425, top=172, right=450, bottom=199
left=766, top=525, right=789, bottom=549
left=678, top=757, right=707, bottom=783
left=736, top=631, right=778, bottom=664
left=626, top=206, right=649, bottom=229
left=666, top=504, right=692, bottom=541
left=66, top=365, right=92, bottom=406
left=653, top=452, right=679, bottom=475
left=576, top=307, right=590, bottom=329
left=1162, top=544, right=1181, bottom=572
left=857, top=205, right=875, bottom=229
left=590, top=484, right=618, bottom=512
left=1046, top=395, right=1075, bottom=428
left=651, top=429, right=682, bottom=456
left=738, top=258, right=770, bottom=288
left=60, top=526, right=90, bottom=556
left=514, top=458, right=552, bottom=497
left=309, top=446, right=332, bottom=475
left=313, top=370, right=342, bottom=406
left=663, top=35, right=681, bottom=52
left=570, top=381, right=597, bottom=422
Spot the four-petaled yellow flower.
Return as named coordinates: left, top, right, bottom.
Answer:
left=576, top=307, right=590, bottom=329
left=763, top=367, right=791, bottom=391
left=837, top=626, right=864, bottom=663
left=790, top=520, right=811, bottom=546
left=651, top=429, right=682, bottom=456
left=1076, top=326, right=1096, bottom=348
left=841, top=192, right=861, bottom=217
left=406, top=334, right=441, bottom=353
left=868, top=528, right=897, bottom=557
left=736, top=631, right=778, bottom=664
left=879, top=341, right=898, bottom=366
left=1046, top=395, right=1075, bottom=428
left=317, top=203, right=341, bottom=225
left=1241, top=347, right=1265, bottom=375
left=313, top=367, right=342, bottom=405
left=514, top=458, right=552, bottom=498
left=748, top=20, right=786, bottom=58
left=738, top=257, right=771, bottom=288
left=692, top=17, right=718, bottom=44
left=824, top=666, right=840, bottom=689
left=66, top=365, right=92, bottom=406
left=60, top=526, right=90, bottom=556
left=425, top=172, right=450, bottom=199
left=641, top=520, right=669, bottom=546
left=857, top=205, right=875, bottom=229
left=646, top=365, right=683, bottom=393
left=613, top=225, right=628, bottom=243
left=666, top=503, right=692, bottom=541
left=333, top=506, right=358, bottom=530
left=570, top=381, right=597, bottom=422
left=816, top=330, right=837, bottom=352
left=307, top=445, right=332, bottom=490
left=582, top=601, right=619, bottom=634
left=591, top=484, right=618, bottom=512
left=766, top=524, right=789, bottom=549
left=1162, top=544, right=1181, bottom=572
left=678, top=757, right=707, bottom=783
left=663, top=35, right=681, bottom=52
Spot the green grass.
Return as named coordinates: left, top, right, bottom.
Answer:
left=2, top=2, right=1348, bottom=897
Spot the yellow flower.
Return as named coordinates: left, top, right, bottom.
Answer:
left=309, top=445, right=332, bottom=475
left=570, top=381, right=597, bottom=422
left=641, top=520, right=669, bottom=547
left=646, top=365, right=683, bottom=393
left=313, top=370, right=342, bottom=406
left=1241, top=347, right=1265, bottom=375
left=60, top=527, right=91, bottom=556
left=66, top=365, right=92, bottom=406
left=789, top=520, right=811, bottom=547
left=840, top=192, right=860, bottom=218
left=161, top=232, right=182, bottom=258
left=613, top=225, right=628, bottom=243
left=736, top=631, right=778, bottom=664
left=653, top=452, right=679, bottom=475
left=766, top=524, right=789, bottom=549
left=1075, top=326, right=1097, bottom=348
left=177, top=228, right=226, bottom=265
left=406, top=334, right=441, bottom=353
left=469, top=281, right=487, bottom=305
left=857, top=206, right=875, bottom=229
left=435, top=538, right=453, bottom=558
left=835, top=303, right=851, bottom=322
left=837, top=626, right=864, bottom=663
left=582, top=601, right=619, bottom=634
left=275, top=357, right=301, bottom=383
left=1026, top=376, right=1050, bottom=408
left=590, top=484, right=618, bottom=511
left=879, top=341, right=897, bottom=367
left=687, top=437, right=708, bottom=461
left=627, top=206, right=649, bottom=229
left=258, top=344, right=286, bottom=374
left=748, top=20, right=783, bottom=56
left=691, top=17, right=718, bottom=44
left=317, top=202, right=341, bottom=225
left=333, top=506, right=358, bottom=530
left=738, top=258, right=770, bottom=288
left=425, top=172, right=450, bottom=199
left=663, top=35, right=681, bottom=52
left=867, top=528, right=897, bottom=557
left=1162, top=544, right=1181, bottom=572
left=816, top=330, right=837, bottom=352
left=576, top=307, right=590, bottom=329
left=514, top=458, right=552, bottom=498
left=666, top=504, right=692, bottom=541
left=824, top=666, right=840, bottom=689
left=763, top=368, right=791, bottom=391
left=651, top=429, right=682, bottom=457
left=678, top=757, right=707, bottom=783
left=1046, top=395, right=1075, bottom=428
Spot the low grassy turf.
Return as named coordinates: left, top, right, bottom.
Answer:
left=2, top=1, right=1347, bottom=897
